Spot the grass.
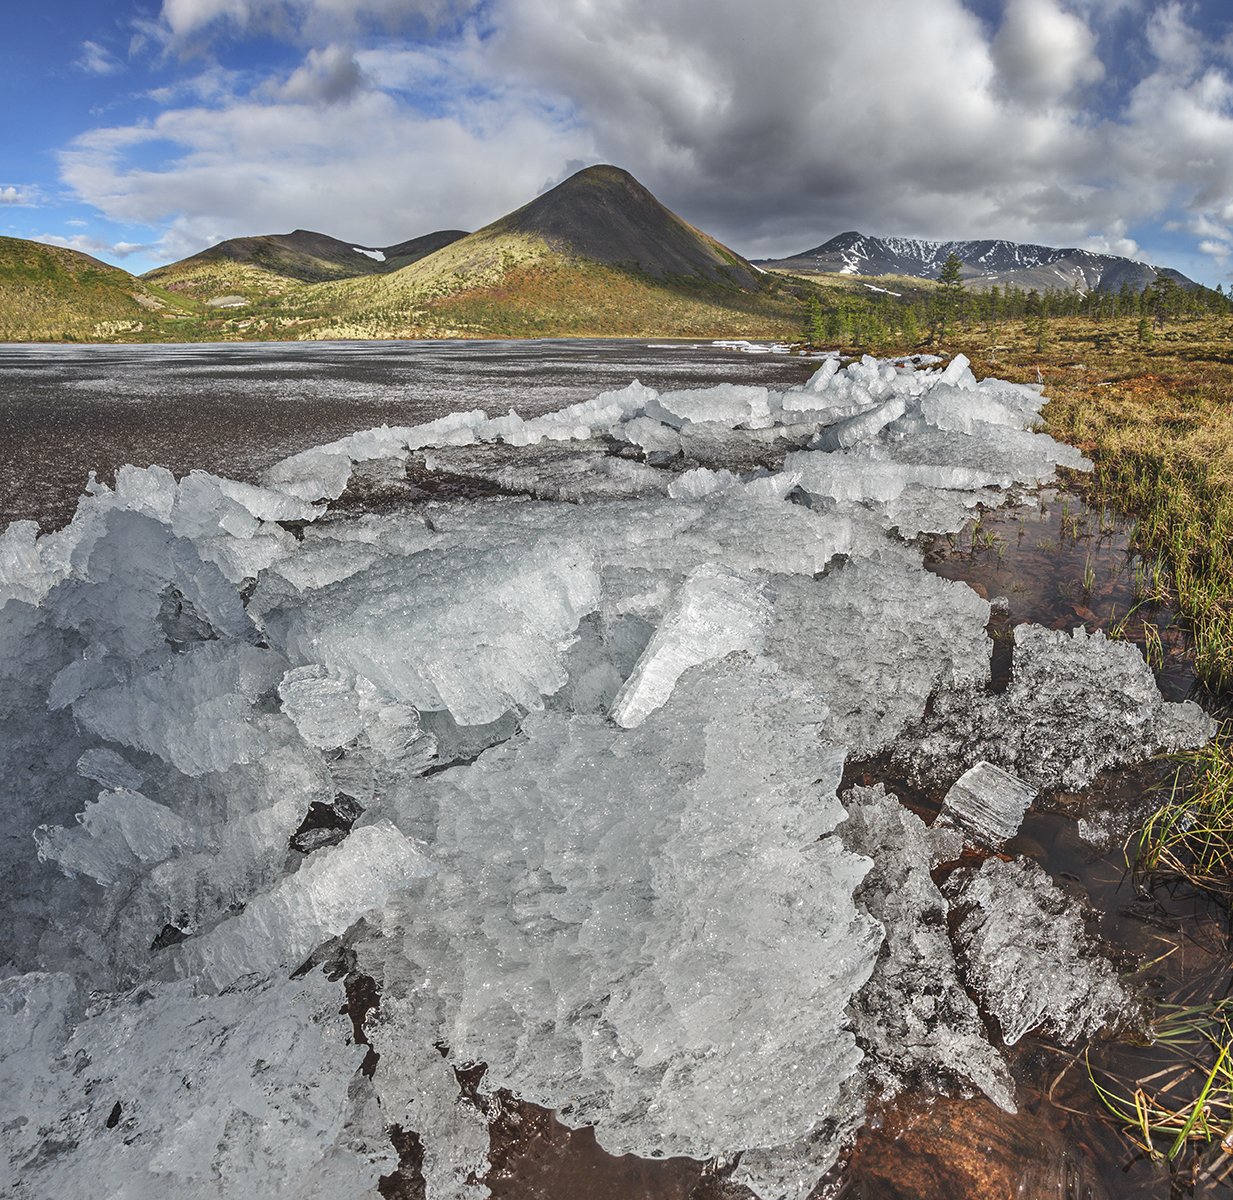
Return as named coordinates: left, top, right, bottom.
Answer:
left=1088, top=1001, right=1233, bottom=1165
left=0, top=235, right=201, bottom=341
left=1137, top=739, right=1233, bottom=897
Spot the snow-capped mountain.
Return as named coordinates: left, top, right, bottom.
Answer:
left=756, top=231, right=1197, bottom=293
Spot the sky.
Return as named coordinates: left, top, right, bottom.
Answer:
left=5, top=0, right=1233, bottom=285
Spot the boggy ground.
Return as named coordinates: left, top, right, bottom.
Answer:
left=834, top=314, right=1233, bottom=1198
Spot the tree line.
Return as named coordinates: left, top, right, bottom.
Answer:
left=799, top=252, right=1232, bottom=352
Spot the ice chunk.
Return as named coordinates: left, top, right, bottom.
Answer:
left=386, top=658, right=880, bottom=1170
left=811, top=394, right=907, bottom=451
left=215, top=476, right=324, bottom=523
left=424, top=446, right=670, bottom=502
left=364, top=994, right=492, bottom=1200
left=404, top=408, right=491, bottom=449
left=261, top=444, right=355, bottom=501
left=69, top=642, right=285, bottom=777
left=35, top=789, right=199, bottom=887
left=896, top=625, right=1216, bottom=790
left=279, top=665, right=365, bottom=748
left=945, top=856, right=1133, bottom=1045
left=76, top=747, right=144, bottom=791
left=645, top=382, right=772, bottom=429
left=517, top=380, right=657, bottom=442
left=175, top=821, right=433, bottom=989
left=0, top=521, right=53, bottom=607
left=921, top=383, right=1033, bottom=434
left=275, top=538, right=600, bottom=725
left=765, top=550, right=991, bottom=757
left=940, top=761, right=1036, bottom=848
left=1, top=970, right=386, bottom=1200
left=45, top=509, right=251, bottom=663
left=842, top=784, right=1016, bottom=1111
left=611, top=565, right=771, bottom=727
left=938, top=352, right=975, bottom=387
left=798, top=355, right=840, bottom=393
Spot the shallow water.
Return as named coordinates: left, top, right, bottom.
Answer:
left=0, top=338, right=818, bottom=530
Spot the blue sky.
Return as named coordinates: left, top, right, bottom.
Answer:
left=5, top=0, right=1233, bottom=286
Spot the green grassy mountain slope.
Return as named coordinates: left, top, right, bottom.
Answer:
left=381, top=230, right=469, bottom=272
left=143, top=228, right=470, bottom=306
left=290, top=166, right=801, bottom=339
left=0, top=236, right=198, bottom=341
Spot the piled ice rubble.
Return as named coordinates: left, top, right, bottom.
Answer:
left=894, top=623, right=1215, bottom=791
left=842, top=785, right=1016, bottom=1110
left=945, top=857, right=1134, bottom=1045
left=0, top=352, right=1212, bottom=1199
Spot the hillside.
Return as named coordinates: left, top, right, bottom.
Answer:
left=381, top=230, right=469, bottom=272
left=291, top=165, right=800, bottom=339
left=759, top=231, right=1198, bottom=294
left=0, top=236, right=198, bottom=341
left=143, top=228, right=469, bottom=305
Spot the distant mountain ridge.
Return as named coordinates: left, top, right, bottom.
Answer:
left=759, top=231, right=1198, bottom=293
left=143, top=227, right=469, bottom=303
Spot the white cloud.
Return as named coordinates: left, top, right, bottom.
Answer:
left=992, top=0, right=1104, bottom=109
left=274, top=45, right=366, bottom=104
left=51, top=0, right=1233, bottom=280
left=32, top=233, right=149, bottom=260
left=76, top=40, right=124, bottom=76
left=0, top=185, right=42, bottom=206
left=1081, top=230, right=1141, bottom=258
left=491, top=0, right=1117, bottom=253
left=159, top=0, right=475, bottom=42
left=60, top=48, right=591, bottom=263
left=1146, top=1, right=1204, bottom=74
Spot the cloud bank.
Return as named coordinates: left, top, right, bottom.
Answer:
left=54, top=0, right=1233, bottom=275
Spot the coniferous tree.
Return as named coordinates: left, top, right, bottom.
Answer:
left=934, top=252, right=965, bottom=343
left=802, top=294, right=824, bottom=346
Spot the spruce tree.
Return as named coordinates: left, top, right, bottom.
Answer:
left=935, top=252, right=965, bottom=342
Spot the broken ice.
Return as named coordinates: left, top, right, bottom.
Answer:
left=0, top=352, right=1207, bottom=1199
left=945, top=857, right=1133, bottom=1046
left=940, top=761, right=1036, bottom=848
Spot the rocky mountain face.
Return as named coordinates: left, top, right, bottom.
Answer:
left=759, top=231, right=1197, bottom=293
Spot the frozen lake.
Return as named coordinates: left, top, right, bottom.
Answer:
left=0, top=338, right=818, bottom=529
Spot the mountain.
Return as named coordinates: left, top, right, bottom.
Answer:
left=143, top=227, right=469, bottom=305
left=0, top=236, right=197, bottom=341
left=1, top=168, right=800, bottom=342
left=759, top=231, right=1198, bottom=293
left=493, top=164, right=764, bottom=288
left=299, top=165, right=798, bottom=340
left=380, top=230, right=470, bottom=272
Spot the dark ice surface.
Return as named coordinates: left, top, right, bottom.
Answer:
left=0, top=338, right=817, bottom=530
